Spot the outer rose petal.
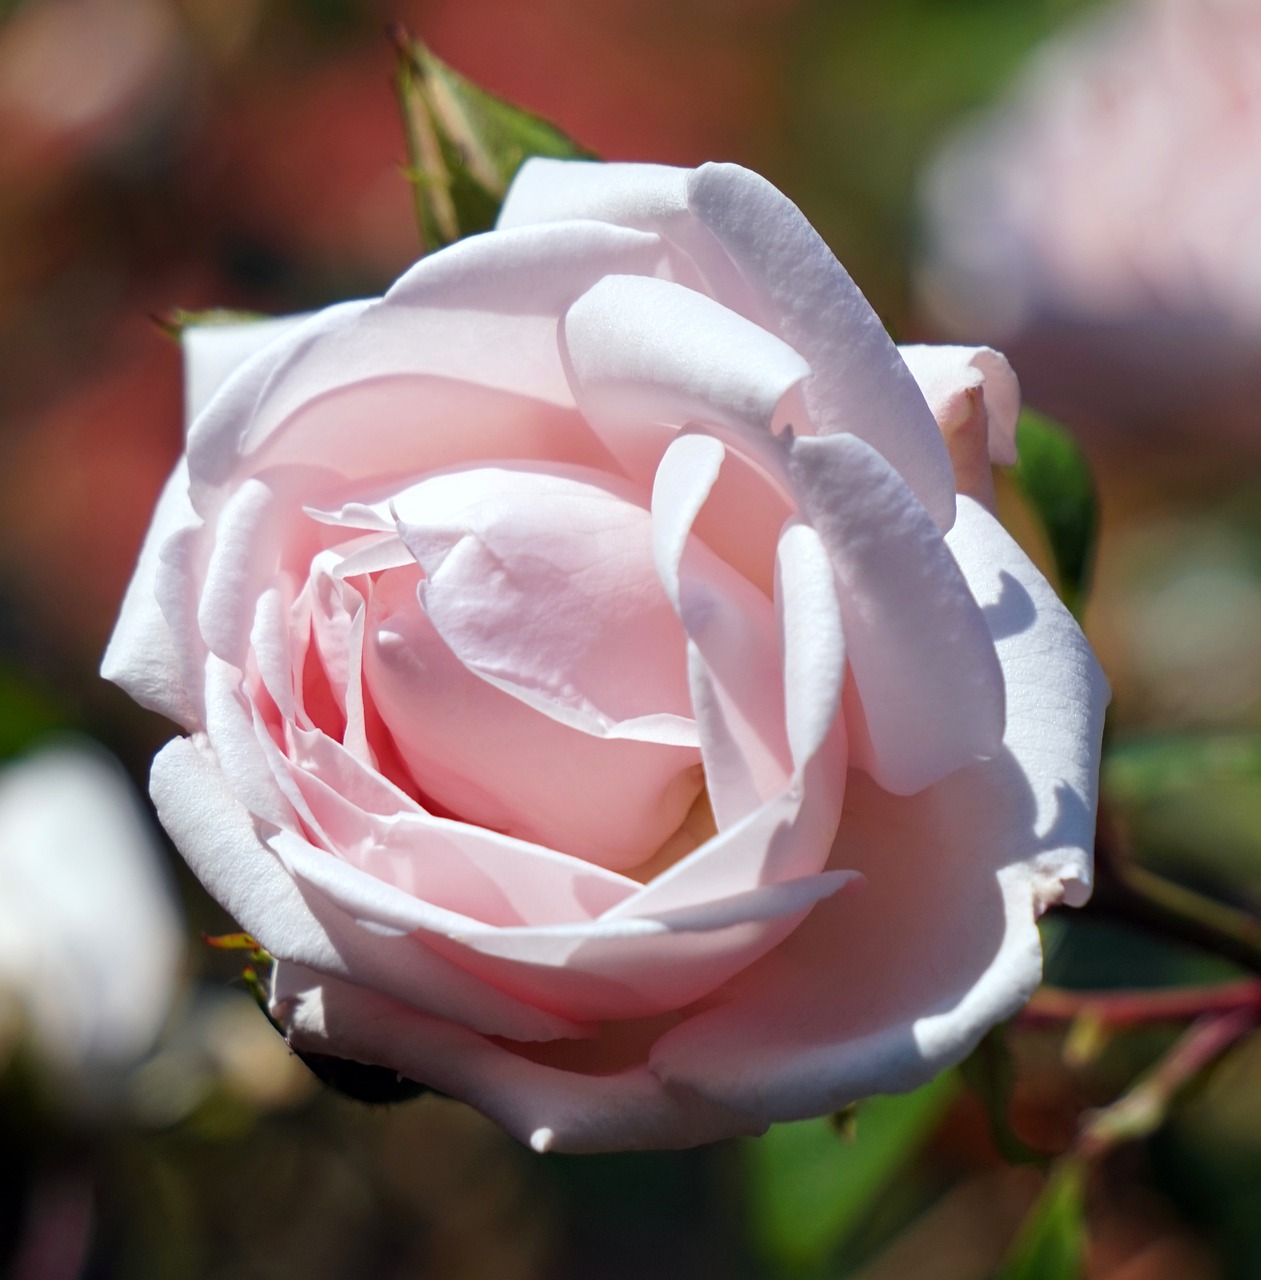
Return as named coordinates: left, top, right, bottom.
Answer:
left=787, top=434, right=1005, bottom=796
left=504, top=159, right=957, bottom=530
left=898, top=344, right=1021, bottom=510
left=182, top=314, right=312, bottom=427
left=150, top=736, right=589, bottom=1042
left=273, top=964, right=767, bottom=1153
left=101, top=458, right=203, bottom=729
left=649, top=498, right=1107, bottom=1119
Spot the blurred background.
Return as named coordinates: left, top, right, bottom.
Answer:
left=2, top=0, right=1261, bottom=1276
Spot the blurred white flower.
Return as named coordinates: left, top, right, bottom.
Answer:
left=918, top=0, right=1261, bottom=442
left=0, top=742, right=184, bottom=1077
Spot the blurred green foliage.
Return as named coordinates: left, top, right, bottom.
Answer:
left=1009, top=410, right=1098, bottom=617
left=745, top=1072, right=958, bottom=1274
left=994, top=1160, right=1086, bottom=1280
left=785, top=0, right=1105, bottom=322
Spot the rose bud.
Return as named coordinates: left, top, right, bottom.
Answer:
left=104, top=160, right=1108, bottom=1152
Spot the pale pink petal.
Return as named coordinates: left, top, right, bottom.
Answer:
left=186, top=299, right=370, bottom=495
left=648, top=498, right=1108, bottom=1120
left=685, top=164, right=958, bottom=530
left=561, top=274, right=810, bottom=486
left=363, top=562, right=702, bottom=872
left=651, top=433, right=791, bottom=829
left=101, top=459, right=202, bottom=729
left=944, top=497, right=1109, bottom=905
left=277, top=765, right=639, bottom=927
left=776, top=520, right=846, bottom=773
left=424, top=869, right=858, bottom=1023
left=599, top=738, right=848, bottom=919
left=498, top=158, right=763, bottom=304
left=898, top=345, right=1021, bottom=508
left=197, top=476, right=287, bottom=666
left=897, top=345, right=1021, bottom=467
left=150, top=736, right=587, bottom=1042
left=201, top=655, right=293, bottom=830
left=186, top=222, right=666, bottom=494
left=787, top=432, right=1005, bottom=795
left=182, top=314, right=311, bottom=428
left=273, top=965, right=766, bottom=1153
left=499, top=160, right=690, bottom=233
left=650, top=767, right=1050, bottom=1118
left=386, top=218, right=665, bottom=312
left=270, top=809, right=856, bottom=1023
left=393, top=466, right=695, bottom=743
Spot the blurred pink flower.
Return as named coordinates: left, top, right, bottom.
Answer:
left=918, top=0, right=1261, bottom=441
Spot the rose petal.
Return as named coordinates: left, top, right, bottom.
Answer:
left=364, top=558, right=702, bottom=872
left=898, top=345, right=1022, bottom=508
left=684, top=164, right=957, bottom=529
left=898, top=345, right=1021, bottom=468
left=506, top=159, right=956, bottom=530
left=150, top=736, right=587, bottom=1042
left=182, top=314, right=312, bottom=428
left=561, top=273, right=810, bottom=485
left=187, top=222, right=667, bottom=495
left=101, top=458, right=202, bottom=728
left=273, top=965, right=766, bottom=1153
left=651, top=433, right=791, bottom=828
left=648, top=497, right=1108, bottom=1120
left=271, top=809, right=857, bottom=1023
left=944, top=497, right=1109, bottom=905
left=787, top=432, right=1005, bottom=796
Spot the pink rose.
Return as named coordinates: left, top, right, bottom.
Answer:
left=104, top=160, right=1107, bottom=1152
left=918, top=0, right=1261, bottom=442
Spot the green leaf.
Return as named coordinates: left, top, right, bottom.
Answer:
left=745, top=1071, right=958, bottom=1272
left=1009, top=409, right=1098, bottom=617
left=393, top=29, right=596, bottom=252
left=0, top=666, right=71, bottom=760
left=1103, top=732, right=1261, bottom=899
left=960, top=1024, right=1045, bottom=1165
left=995, top=1160, right=1087, bottom=1280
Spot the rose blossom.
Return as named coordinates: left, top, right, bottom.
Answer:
left=918, top=0, right=1261, bottom=442
left=104, top=159, right=1107, bottom=1152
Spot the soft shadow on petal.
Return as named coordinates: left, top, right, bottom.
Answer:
left=788, top=433, right=1005, bottom=796
left=273, top=964, right=766, bottom=1153
left=650, top=498, right=1107, bottom=1118
left=101, top=458, right=202, bottom=729
left=150, top=736, right=586, bottom=1042
left=686, top=163, right=957, bottom=531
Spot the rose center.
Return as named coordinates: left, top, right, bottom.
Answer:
left=358, top=465, right=704, bottom=872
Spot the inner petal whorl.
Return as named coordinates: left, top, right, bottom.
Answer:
left=356, top=465, right=707, bottom=872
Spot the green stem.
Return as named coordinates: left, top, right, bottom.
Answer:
left=1088, top=810, right=1261, bottom=978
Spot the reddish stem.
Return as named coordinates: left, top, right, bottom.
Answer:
left=1021, top=978, right=1261, bottom=1029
